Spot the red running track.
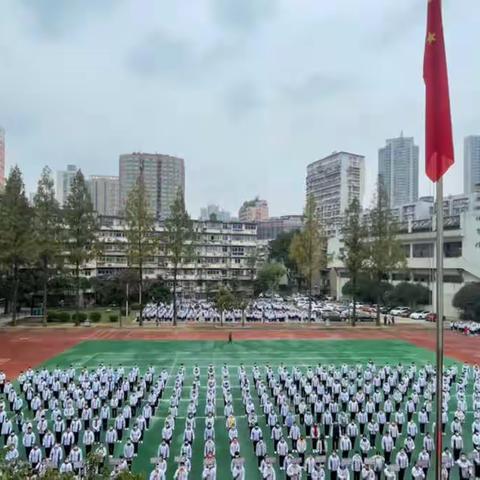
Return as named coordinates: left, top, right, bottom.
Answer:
left=0, top=325, right=477, bottom=379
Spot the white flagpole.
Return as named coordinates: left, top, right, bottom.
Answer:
left=435, top=177, right=444, bottom=480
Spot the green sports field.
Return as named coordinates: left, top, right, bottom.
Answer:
left=19, top=340, right=470, bottom=478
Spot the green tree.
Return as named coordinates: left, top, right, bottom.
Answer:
left=214, top=286, right=236, bottom=326
left=246, top=245, right=260, bottom=299
left=342, top=274, right=393, bottom=305
left=341, top=197, right=369, bottom=326
left=255, top=262, right=286, bottom=295
left=269, top=230, right=301, bottom=288
left=33, top=166, right=63, bottom=326
left=390, top=282, right=431, bottom=309
left=0, top=166, right=34, bottom=325
left=125, top=174, right=158, bottom=326
left=64, top=170, right=99, bottom=325
left=289, top=195, right=326, bottom=322
left=164, top=190, right=195, bottom=326
left=366, top=183, right=406, bottom=326
left=452, top=282, right=480, bottom=321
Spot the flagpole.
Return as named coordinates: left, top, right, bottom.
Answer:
left=435, top=177, right=444, bottom=480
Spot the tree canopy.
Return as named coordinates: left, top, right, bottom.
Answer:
left=453, top=282, right=480, bottom=321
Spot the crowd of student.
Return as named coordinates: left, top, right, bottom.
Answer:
left=2, top=360, right=480, bottom=479
left=450, top=321, right=480, bottom=336
left=141, top=300, right=323, bottom=324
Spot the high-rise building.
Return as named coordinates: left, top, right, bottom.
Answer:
left=200, top=204, right=231, bottom=222
left=119, top=153, right=185, bottom=219
left=306, top=151, right=365, bottom=237
left=464, top=135, right=480, bottom=195
left=0, top=127, right=5, bottom=189
left=238, top=198, right=269, bottom=222
left=378, top=134, right=419, bottom=207
left=257, top=215, right=304, bottom=241
left=87, top=175, right=120, bottom=216
left=55, top=164, right=78, bottom=206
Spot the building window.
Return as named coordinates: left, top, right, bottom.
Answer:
left=443, top=241, right=462, bottom=258
left=443, top=274, right=463, bottom=283
left=412, top=243, right=433, bottom=258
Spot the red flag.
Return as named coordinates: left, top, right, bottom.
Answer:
left=423, top=0, right=454, bottom=182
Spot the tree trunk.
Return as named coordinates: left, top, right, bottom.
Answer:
left=308, top=272, right=313, bottom=323
left=12, top=263, right=18, bottom=326
left=173, top=264, right=178, bottom=326
left=75, top=263, right=81, bottom=326
left=351, top=274, right=357, bottom=327
left=241, top=308, right=245, bottom=327
left=376, top=276, right=381, bottom=327
left=42, top=258, right=48, bottom=327
left=138, top=263, right=143, bottom=327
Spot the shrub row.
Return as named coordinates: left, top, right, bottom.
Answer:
left=47, top=311, right=119, bottom=323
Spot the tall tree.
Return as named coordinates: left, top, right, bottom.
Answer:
left=0, top=166, right=33, bottom=325
left=64, top=170, right=99, bottom=325
left=125, top=173, right=158, bottom=326
left=289, top=195, right=326, bottom=322
left=255, top=262, right=286, bottom=296
left=341, top=197, right=368, bottom=326
left=246, top=245, right=260, bottom=299
left=164, top=190, right=195, bottom=326
left=366, top=183, right=406, bottom=326
left=33, top=167, right=63, bottom=326
left=269, top=230, right=301, bottom=289
left=214, top=286, right=236, bottom=326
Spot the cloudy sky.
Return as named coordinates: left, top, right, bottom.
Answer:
left=1, top=0, right=479, bottom=217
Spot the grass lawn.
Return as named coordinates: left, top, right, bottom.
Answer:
left=8, top=340, right=468, bottom=479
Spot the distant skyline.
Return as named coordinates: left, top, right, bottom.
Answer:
left=0, top=0, right=479, bottom=216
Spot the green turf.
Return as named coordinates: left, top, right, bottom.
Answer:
left=18, top=340, right=468, bottom=479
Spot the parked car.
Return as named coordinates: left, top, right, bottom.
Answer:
left=410, top=310, right=428, bottom=320
left=390, top=307, right=410, bottom=316
left=426, top=312, right=437, bottom=322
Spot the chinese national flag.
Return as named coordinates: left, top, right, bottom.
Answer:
left=423, top=0, right=454, bottom=182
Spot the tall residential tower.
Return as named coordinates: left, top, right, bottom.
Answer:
left=119, top=153, right=185, bottom=219
left=306, top=151, right=365, bottom=237
left=55, top=164, right=78, bottom=206
left=87, top=175, right=120, bottom=216
left=464, top=135, right=480, bottom=194
left=0, top=127, right=5, bottom=189
left=378, top=134, right=419, bottom=207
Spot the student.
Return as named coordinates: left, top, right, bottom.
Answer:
left=395, top=448, right=409, bottom=480
left=231, top=453, right=245, bottom=480
left=327, top=451, right=340, bottom=480
left=105, top=425, right=118, bottom=457
left=22, top=425, right=36, bottom=458
left=61, top=427, right=75, bottom=457
left=124, top=440, right=134, bottom=467
left=70, top=445, right=83, bottom=475
left=29, top=445, right=42, bottom=470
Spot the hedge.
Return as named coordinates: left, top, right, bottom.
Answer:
left=71, top=312, right=88, bottom=323
left=109, top=315, right=119, bottom=323
left=89, top=312, right=102, bottom=323
left=47, top=311, right=71, bottom=323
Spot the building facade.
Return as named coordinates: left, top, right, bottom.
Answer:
left=87, top=175, right=120, bottom=216
left=0, top=127, right=5, bottom=189
left=199, top=204, right=231, bottom=222
left=79, top=218, right=258, bottom=298
left=306, top=151, right=365, bottom=237
left=378, top=134, right=419, bottom=208
left=257, top=215, right=304, bottom=241
left=328, top=210, right=480, bottom=319
left=119, top=153, right=185, bottom=219
left=55, top=165, right=78, bottom=206
left=464, top=135, right=480, bottom=195
left=238, top=198, right=269, bottom=222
